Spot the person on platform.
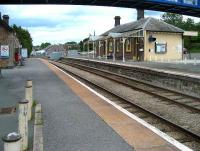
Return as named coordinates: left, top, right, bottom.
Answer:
left=14, top=51, right=20, bottom=66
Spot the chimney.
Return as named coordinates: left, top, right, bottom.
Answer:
left=3, top=15, right=9, bottom=25
left=114, top=16, right=121, bottom=27
left=137, top=9, right=144, bottom=20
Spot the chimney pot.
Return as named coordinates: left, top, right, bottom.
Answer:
left=3, top=15, right=9, bottom=25
left=114, top=16, right=121, bottom=27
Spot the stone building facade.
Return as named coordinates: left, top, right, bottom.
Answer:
left=90, top=17, right=184, bottom=62
left=0, top=14, right=20, bottom=68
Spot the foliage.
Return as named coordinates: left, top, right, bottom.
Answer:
left=79, top=38, right=89, bottom=51
left=65, top=41, right=77, bottom=45
left=40, top=42, right=51, bottom=49
left=161, top=12, right=200, bottom=52
left=161, top=13, right=184, bottom=28
left=12, top=24, right=33, bottom=56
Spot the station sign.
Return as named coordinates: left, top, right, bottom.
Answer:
left=0, top=45, right=9, bottom=58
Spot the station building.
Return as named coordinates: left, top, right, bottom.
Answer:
left=0, top=14, right=20, bottom=67
left=91, top=17, right=184, bottom=61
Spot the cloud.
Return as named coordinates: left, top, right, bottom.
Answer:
left=0, top=5, right=199, bottom=46
left=0, top=5, right=139, bottom=45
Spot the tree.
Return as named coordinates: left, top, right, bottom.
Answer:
left=161, top=12, right=184, bottom=29
left=79, top=38, right=89, bottom=52
left=40, top=42, right=51, bottom=49
left=12, top=24, right=33, bottom=56
left=161, top=12, right=200, bottom=52
left=66, top=41, right=77, bottom=45
left=184, top=18, right=195, bottom=30
left=79, top=41, right=83, bottom=51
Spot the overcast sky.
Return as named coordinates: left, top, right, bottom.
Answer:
left=0, top=5, right=199, bottom=46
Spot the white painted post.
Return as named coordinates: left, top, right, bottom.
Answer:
left=194, top=58, right=197, bottom=65
left=113, top=39, right=116, bottom=61
left=88, top=41, right=89, bottom=58
left=2, top=132, right=21, bottom=151
left=105, top=39, right=108, bottom=60
left=27, top=80, right=32, bottom=87
left=18, top=99, right=28, bottom=151
left=184, top=57, right=187, bottom=64
left=93, top=42, right=95, bottom=59
left=98, top=41, right=101, bottom=59
left=25, top=80, right=33, bottom=121
left=122, top=38, right=126, bottom=62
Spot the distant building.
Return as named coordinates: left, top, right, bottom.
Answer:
left=0, top=14, right=20, bottom=67
left=90, top=17, right=184, bottom=61
left=44, top=44, right=67, bottom=56
left=64, top=43, right=79, bottom=50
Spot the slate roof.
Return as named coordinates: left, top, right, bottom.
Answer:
left=101, top=17, right=184, bottom=36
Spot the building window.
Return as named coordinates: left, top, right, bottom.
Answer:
left=155, top=42, right=167, bottom=54
left=126, top=38, right=131, bottom=52
left=108, top=41, right=112, bottom=52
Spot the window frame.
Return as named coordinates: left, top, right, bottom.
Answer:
left=155, top=42, right=167, bottom=54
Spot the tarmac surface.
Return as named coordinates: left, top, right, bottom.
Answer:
left=10, top=59, right=132, bottom=151
left=0, top=64, right=34, bottom=150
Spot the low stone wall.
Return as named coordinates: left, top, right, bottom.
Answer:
left=33, top=104, right=43, bottom=151
left=63, top=57, right=200, bottom=98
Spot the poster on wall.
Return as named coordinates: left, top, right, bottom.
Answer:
left=0, top=45, right=9, bottom=58
left=21, top=48, right=28, bottom=58
left=155, top=43, right=167, bottom=53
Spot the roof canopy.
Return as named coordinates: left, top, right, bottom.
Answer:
left=89, top=36, right=104, bottom=41
left=101, top=17, right=184, bottom=36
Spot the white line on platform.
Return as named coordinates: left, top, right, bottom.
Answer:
left=51, top=63, right=193, bottom=151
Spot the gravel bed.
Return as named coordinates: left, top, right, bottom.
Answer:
left=56, top=62, right=200, bottom=136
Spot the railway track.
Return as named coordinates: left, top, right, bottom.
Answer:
left=50, top=60, right=200, bottom=151
left=59, top=59, right=200, bottom=113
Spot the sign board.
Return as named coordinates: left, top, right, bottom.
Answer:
left=21, top=48, right=28, bottom=58
left=0, top=45, right=9, bottom=58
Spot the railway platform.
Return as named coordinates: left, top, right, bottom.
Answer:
left=0, top=58, right=193, bottom=151
left=73, top=57, right=200, bottom=78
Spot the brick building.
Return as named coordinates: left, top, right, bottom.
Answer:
left=0, top=14, right=20, bottom=67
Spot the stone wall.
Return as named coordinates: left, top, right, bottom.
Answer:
left=64, top=57, right=200, bottom=98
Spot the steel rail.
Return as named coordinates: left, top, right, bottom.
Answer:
left=50, top=60, right=200, bottom=142
left=59, top=59, right=200, bottom=113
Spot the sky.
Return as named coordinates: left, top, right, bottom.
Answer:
left=0, top=5, right=199, bottom=46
